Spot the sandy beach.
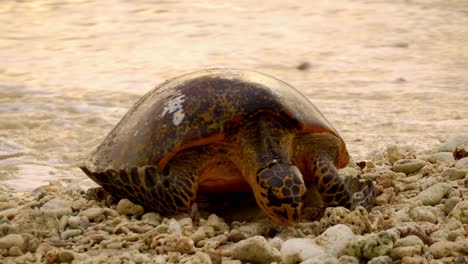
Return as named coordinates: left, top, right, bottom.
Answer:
left=1, top=0, right=467, bottom=263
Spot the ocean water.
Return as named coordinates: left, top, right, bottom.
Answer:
left=1, top=0, right=467, bottom=191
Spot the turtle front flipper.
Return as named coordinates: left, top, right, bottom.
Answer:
left=313, top=159, right=351, bottom=209
left=81, top=163, right=199, bottom=214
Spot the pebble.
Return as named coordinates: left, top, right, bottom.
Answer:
left=432, top=135, right=468, bottom=152
left=320, top=206, right=371, bottom=234
left=67, top=215, right=89, bottom=229
left=409, top=182, right=451, bottom=206
left=368, top=256, right=393, bottom=264
left=79, top=207, right=104, bottom=220
left=429, top=239, right=468, bottom=258
left=116, top=199, right=144, bottom=216
left=14, top=211, right=60, bottom=240
left=427, top=152, right=454, bottom=163
left=59, top=250, right=75, bottom=262
left=443, top=197, right=461, bottom=215
left=447, top=201, right=468, bottom=224
left=185, top=251, right=212, bottom=264
left=454, top=157, right=468, bottom=169
left=349, top=230, right=398, bottom=260
left=409, top=206, right=444, bottom=224
left=204, top=214, right=229, bottom=232
left=61, top=229, right=82, bottom=240
left=393, top=159, right=426, bottom=174
left=442, top=168, right=468, bottom=180
left=229, top=236, right=281, bottom=263
left=41, top=198, right=73, bottom=218
left=281, top=225, right=354, bottom=264
left=0, top=234, right=24, bottom=250
left=390, top=235, right=424, bottom=259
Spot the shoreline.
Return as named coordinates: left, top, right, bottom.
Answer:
left=1, top=136, right=467, bottom=263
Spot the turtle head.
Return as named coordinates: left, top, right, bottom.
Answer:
left=254, top=160, right=306, bottom=225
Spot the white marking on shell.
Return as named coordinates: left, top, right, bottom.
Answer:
left=160, top=94, right=186, bottom=126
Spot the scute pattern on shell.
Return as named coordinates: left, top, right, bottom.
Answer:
left=83, top=69, right=342, bottom=174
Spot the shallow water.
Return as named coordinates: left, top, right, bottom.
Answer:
left=1, top=0, right=467, bottom=191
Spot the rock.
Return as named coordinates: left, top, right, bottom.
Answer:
left=338, top=255, right=359, bottom=264
left=454, top=157, right=468, bottom=169
left=432, top=135, right=468, bottom=153
left=393, top=159, right=426, bottom=174
left=427, top=152, right=454, bottom=163
left=386, top=145, right=405, bottom=165
left=0, top=223, right=17, bottom=236
left=59, top=250, right=75, bottom=262
left=349, top=230, right=398, bottom=260
left=375, top=187, right=395, bottom=205
left=229, top=236, right=281, bottom=263
left=409, top=182, right=451, bottom=206
left=79, top=207, right=105, bottom=220
left=0, top=234, right=24, bottom=250
left=316, top=224, right=354, bottom=257
left=338, top=167, right=359, bottom=178
left=190, top=226, right=215, bottom=243
left=67, top=216, right=90, bottom=229
left=13, top=211, right=60, bottom=240
left=444, top=197, right=462, bottom=215
left=409, top=206, right=444, bottom=224
left=300, top=256, right=339, bottom=264
left=141, top=212, right=162, bottom=226
left=41, top=198, right=73, bottom=218
left=61, top=229, right=82, bottom=240
left=442, top=168, right=468, bottom=180
left=320, top=206, right=371, bottom=234
left=20, top=233, right=39, bottom=253
left=281, top=238, right=326, bottom=264
left=390, top=235, right=424, bottom=259
left=8, top=246, right=23, bottom=256
left=116, top=199, right=144, bottom=216
left=447, top=201, right=468, bottom=224
left=368, top=256, right=393, bottom=264
left=186, top=251, right=212, bottom=264
left=429, top=239, right=468, bottom=258
left=204, top=214, right=229, bottom=232
left=236, top=221, right=271, bottom=238
left=281, top=225, right=353, bottom=264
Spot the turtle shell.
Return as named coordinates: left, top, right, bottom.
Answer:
left=84, top=69, right=348, bottom=173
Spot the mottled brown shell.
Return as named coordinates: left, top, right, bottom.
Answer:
left=84, top=69, right=348, bottom=174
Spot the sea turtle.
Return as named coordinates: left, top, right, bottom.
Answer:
left=81, top=69, right=368, bottom=224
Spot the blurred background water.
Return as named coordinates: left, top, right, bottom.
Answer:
left=1, top=0, right=467, bottom=191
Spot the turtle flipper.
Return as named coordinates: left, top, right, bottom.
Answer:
left=313, top=159, right=351, bottom=209
left=83, top=165, right=198, bottom=214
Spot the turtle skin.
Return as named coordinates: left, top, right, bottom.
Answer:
left=81, top=68, right=372, bottom=224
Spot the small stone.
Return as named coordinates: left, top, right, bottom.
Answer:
left=350, top=230, right=398, bottom=260
left=236, top=221, right=271, bottom=238
left=393, top=159, right=426, bottom=174
left=390, top=235, right=423, bottom=259
left=400, top=256, right=427, bottom=264
left=444, top=197, right=462, bottom=215
left=409, top=182, right=451, bottom=206
left=8, top=245, right=23, bottom=256
left=432, top=135, right=468, bottom=153
left=409, top=206, right=439, bottom=223
left=375, top=188, right=395, bottom=205
left=320, top=206, right=371, bottom=234
left=281, top=238, right=326, bottom=264
left=0, top=234, right=24, bottom=250
left=13, top=211, right=60, bottom=240
left=316, top=224, right=354, bottom=257
left=79, top=207, right=104, bottom=220
left=338, top=167, right=359, bottom=178
left=338, top=255, right=359, bottom=264
left=141, top=212, right=161, bottom=225
left=427, top=152, right=454, bottom=163
left=386, top=145, right=405, bottom=165
left=230, top=236, right=281, bottom=263
left=447, top=201, right=468, bottom=224
left=368, top=256, right=393, bottom=264
left=116, top=199, right=144, bottom=216
left=429, top=239, right=468, bottom=258
left=67, top=216, right=89, bottom=229
left=442, top=168, right=468, bottom=180
left=61, top=229, right=82, bottom=240
left=297, top=61, right=312, bottom=71
left=204, top=214, right=229, bottom=232
left=190, top=226, right=215, bottom=243
left=41, top=198, right=73, bottom=218
left=59, top=250, right=75, bottom=262
left=454, top=157, right=468, bottom=169
left=186, top=251, right=212, bottom=264
left=21, top=233, right=39, bottom=253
